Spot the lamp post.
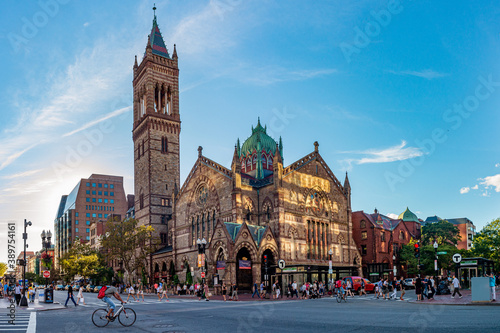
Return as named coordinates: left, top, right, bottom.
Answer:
left=328, top=249, right=333, bottom=286
left=41, top=230, right=52, bottom=288
left=392, top=254, right=397, bottom=278
left=20, top=219, right=32, bottom=307
left=433, top=241, right=438, bottom=276
left=197, top=238, right=207, bottom=285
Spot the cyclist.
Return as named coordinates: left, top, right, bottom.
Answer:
left=340, top=280, right=347, bottom=301
left=102, top=282, right=125, bottom=321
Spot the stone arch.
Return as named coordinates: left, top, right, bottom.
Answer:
left=262, top=197, right=273, bottom=222
left=211, top=240, right=229, bottom=263
left=288, top=226, right=299, bottom=238
left=258, top=243, right=279, bottom=261
left=233, top=241, right=258, bottom=262
left=338, top=233, right=346, bottom=244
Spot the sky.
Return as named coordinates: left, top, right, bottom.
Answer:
left=0, top=0, right=499, bottom=264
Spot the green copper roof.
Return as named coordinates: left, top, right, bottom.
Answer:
left=224, top=222, right=267, bottom=245
left=240, top=118, right=279, bottom=158
left=398, top=207, right=420, bottom=223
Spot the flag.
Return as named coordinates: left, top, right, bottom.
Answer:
left=217, top=261, right=226, bottom=270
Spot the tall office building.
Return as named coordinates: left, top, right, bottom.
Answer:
left=54, top=174, right=127, bottom=267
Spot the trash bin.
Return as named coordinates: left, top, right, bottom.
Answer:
left=44, top=287, right=54, bottom=303
left=471, top=277, right=490, bottom=303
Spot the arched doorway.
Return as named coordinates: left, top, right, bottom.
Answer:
left=261, top=249, right=276, bottom=291
left=236, top=247, right=253, bottom=291
left=215, top=248, right=226, bottom=284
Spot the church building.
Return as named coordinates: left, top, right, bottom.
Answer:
left=132, top=12, right=361, bottom=290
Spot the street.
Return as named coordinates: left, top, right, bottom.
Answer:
left=1, top=290, right=499, bottom=332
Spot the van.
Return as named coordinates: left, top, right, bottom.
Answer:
left=343, top=276, right=376, bottom=293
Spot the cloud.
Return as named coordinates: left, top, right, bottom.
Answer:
left=460, top=187, right=470, bottom=194
left=496, top=163, right=500, bottom=168
left=2, top=169, right=43, bottom=180
left=472, top=185, right=478, bottom=190
left=63, top=106, right=131, bottom=137
left=242, top=67, right=338, bottom=86
left=387, top=69, right=449, bottom=80
left=83, top=22, right=90, bottom=27
left=481, top=174, right=500, bottom=192
left=345, top=140, right=424, bottom=166
left=0, top=143, right=40, bottom=171
left=387, top=213, right=398, bottom=219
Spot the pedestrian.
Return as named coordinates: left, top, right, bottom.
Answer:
left=359, top=278, right=367, bottom=296
left=276, top=282, right=281, bottom=299
left=376, top=278, right=383, bottom=299
left=126, top=284, right=137, bottom=302
left=161, top=279, right=169, bottom=301
left=272, top=281, right=277, bottom=299
left=287, top=282, right=293, bottom=298
left=390, top=277, right=398, bottom=300
left=252, top=281, right=260, bottom=298
left=222, top=282, right=227, bottom=301
left=399, top=277, right=406, bottom=301
left=232, top=283, right=238, bottom=301
left=64, top=284, right=77, bottom=307
left=260, top=282, right=266, bottom=298
left=346, top=279, right=354, bottom=297
left=427, top=278, right=434, bottom=300
left=137, top=280, right=145, bottom=302
left=204, top=283, right=210, bottom=301
left=451, top=275, right=462, bottom=298
left=189, top=284, right=194, bottom=295
left=292, top=281, right=298, bottom=298
left=14, top=282, right=22, bottom=306
left=176, top=284, right=181, bottom=295
left=197, top=284, right=204, bottom=301
left=490, top=272, right=496, bottom=302
left=415, top=275, right=422, bottom=301
left=382, top=279, right=389, bottom=300
left=76, top=283, right=86, bottom=305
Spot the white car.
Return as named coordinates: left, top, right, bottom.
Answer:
left=403, top=278, right=415, bottom=289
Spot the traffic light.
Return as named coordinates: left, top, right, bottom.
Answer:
left=263, top=255, right=268, bottom=266
left=414, top=243, right=420, bottom=258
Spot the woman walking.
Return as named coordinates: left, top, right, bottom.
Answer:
left=76, top=283, right=86, bottom=305
left=346, top=279, right=354, bottom=298
left=222, top=282, right=227, bottom=301
left=126, top=284, right=137, bottom=302
left=399, top=277, right=406, bottom=301
left=204, top=283, right=210, bottom=301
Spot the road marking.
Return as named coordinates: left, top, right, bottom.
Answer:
left=26, top=312, right=36, bottom=333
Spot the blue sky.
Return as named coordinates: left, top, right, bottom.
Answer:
left=1, top=0, right=499, bottom=262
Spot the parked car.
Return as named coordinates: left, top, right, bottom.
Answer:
left=403, top=278, right=415, bottom=289
left=56, top=285, right=65, bottom=290
left=343, top=276, right=376, bottom=293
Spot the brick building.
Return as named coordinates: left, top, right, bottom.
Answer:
left=54, top=174, right=127, bottom=267
left=15, top=251, right=34, bottom=280
left=133, top=12, right=361, bottom=289
left=352, top=208, right=421, bottom=281
left=424, top=216, right=476, bottom=250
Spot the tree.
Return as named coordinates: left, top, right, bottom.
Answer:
left=0, top=262, right=7, bottom=277
left=59, top=240, right=104, bottom=282
left=470, top=217, right=500, bottom=265
left=100, top=217, right=160, bottom=284
left=421, top=220, right=461, bottom=246
left=398, top=239, right=459, bottom=276
left=185, top=261, right=193, bottom=285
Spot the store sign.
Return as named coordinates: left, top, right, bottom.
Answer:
left=282, top=267, right=297, bottom=272
left=460, top=260, right=477, bottom=266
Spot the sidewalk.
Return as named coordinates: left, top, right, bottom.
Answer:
left=0, top=296, right=65, bottom=312
left=408, top=288, right=500, bottom=306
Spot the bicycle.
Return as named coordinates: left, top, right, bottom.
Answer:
left=336, top=290, right=347, bottom=303
left=92, top=301, right=136, bottom=327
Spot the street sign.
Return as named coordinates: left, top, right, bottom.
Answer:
left=437, top=251, right=447, bottom=255
left=452, top=253, right=462, bottom=264
left=201, top=272, right=205, bottom=278
left=329, top=260, right=332, bottom=270
left=43, top=270, right=50, bottom=278
left=328, top=269, right=333, bottom=274
left=278, top=259, right=286, bottom=269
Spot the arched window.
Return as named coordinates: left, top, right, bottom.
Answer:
left=399, top=230, right=405, bottom=240
left=196, top=216, right=200, bottom=240
left=268, top=156, right=273, bottom=167
left=191, top=217, right=195, bottom=245
left=213, top=210, right=216, bottom=230
left=261, top=154, right=267, bottom=167
left=241, top=160, right=245, bottom=172
left=360, top=220, right=366, bottom=229
left=202, top=214, right=205, bottom=238
left=246, top=158, right=251, bottom=168
left=252, top=154, right=257, bottom=165
left=207, top=212, right=211, bottom=237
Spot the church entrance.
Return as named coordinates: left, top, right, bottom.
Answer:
left=261, top=249, right=276, bottom=291
left=236, top=247, right=253, bottom=291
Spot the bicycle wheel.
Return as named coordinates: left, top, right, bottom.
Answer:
left=336, top=293, right=341, bottom=303
left=118, top=307, right=136, bottom=327
left=92, top=309, right=110, bottom=327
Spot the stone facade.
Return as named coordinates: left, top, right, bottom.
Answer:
left=134, top=15, right=361, bottom=289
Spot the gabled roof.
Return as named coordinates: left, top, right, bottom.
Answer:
left=149, top=15, right=170, bottom=58
left=425, top=215, right=442, bottom=223
left=224, top=222, right=267, bottom=245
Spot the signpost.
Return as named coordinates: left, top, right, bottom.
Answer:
left=437, top=251, right=447, bottom=255
left=278, top=260, right=286, bottom=270
left=452, top=254, right=462, bottom=264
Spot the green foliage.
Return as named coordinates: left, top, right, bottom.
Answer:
left=100, top=217, right=161, bottom=284
left=173, top=274, right=179, bottom=285
left=0, top=262, right=7, bottom=277
left=399, top=239, right=461, bottom=276
left=470, top=217, right=500, bottom=265
left=421, top=220, right=461, bottom=246
left=59, top=240, right=104, bottom=282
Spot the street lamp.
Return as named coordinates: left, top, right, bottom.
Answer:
left=328, top=249, right=333, bottom=291
left=20, top=219, right=32, bottom=307
left=197, top=238, right=207, bottom=285
left=433, top=241, right=438, bottom=275
left=41, top=229, right=52, bottom=297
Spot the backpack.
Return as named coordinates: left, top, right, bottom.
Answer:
left=97, top=286, right=107, bottom=299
